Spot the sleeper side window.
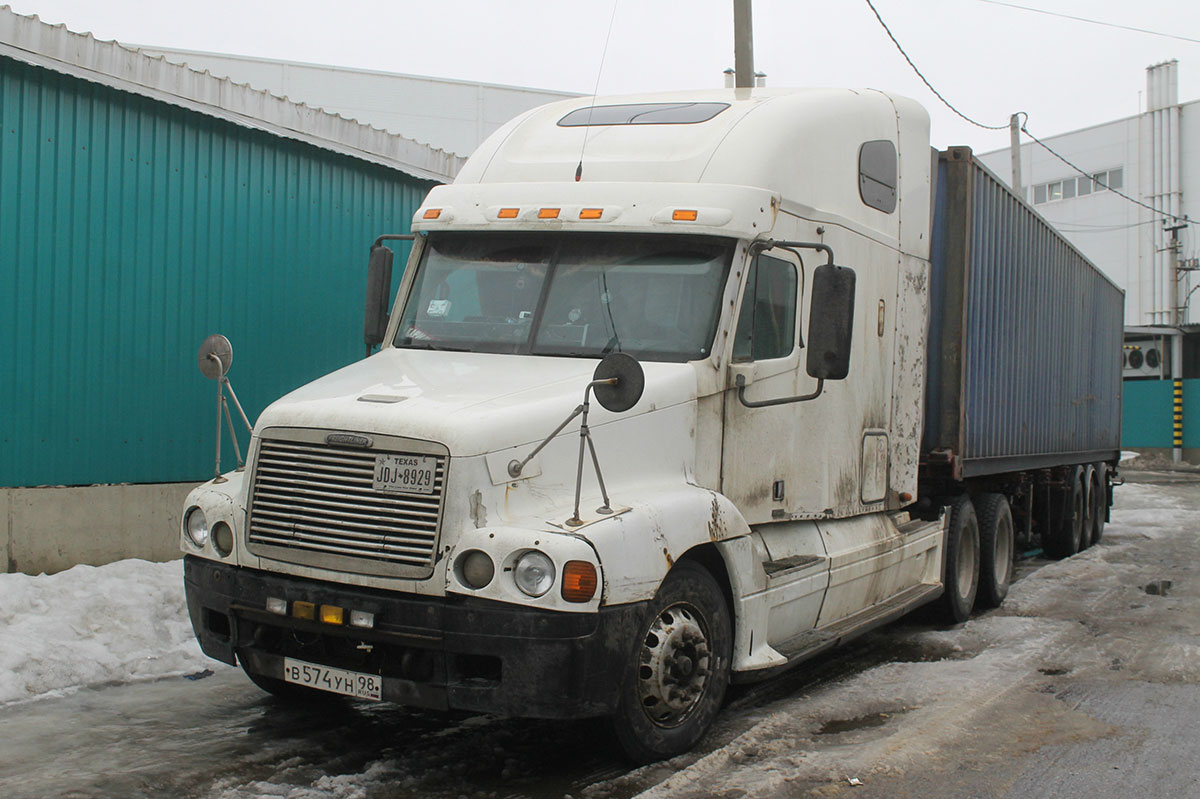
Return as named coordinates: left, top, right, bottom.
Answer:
left=732, top=254, right=798, bottom=361
left=859, top=140, right=898, bottom=213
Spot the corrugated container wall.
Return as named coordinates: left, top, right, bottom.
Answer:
left=1, top=56, right=433, bottom=487
left=924, top=148, right=1124, bottom=479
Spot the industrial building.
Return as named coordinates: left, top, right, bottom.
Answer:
left=0, top=7, right=558, bottom=573
left=979, top=61, right=1199, bottom=461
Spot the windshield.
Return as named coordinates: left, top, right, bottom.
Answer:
left=395, top=233, right=733, bottom=362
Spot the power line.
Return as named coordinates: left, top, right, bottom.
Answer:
left=862, top=0, right=1008, bottom=130
left=863, top=0, right=1188, bottom=226
left=975, top=0, right=1200, bottom=46
left=1019, top=123, right=1187, bottom=224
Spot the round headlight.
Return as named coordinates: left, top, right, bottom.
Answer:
left=457, top=549, right=495, bottom=589
left=184, top=506, right=209, bottom=547
left=212, top=522, right=234, bottom=557
left=514, top=550, right=555, bottom=597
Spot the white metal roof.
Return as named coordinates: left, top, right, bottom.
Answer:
left=0, top=5, right=465, bottom=182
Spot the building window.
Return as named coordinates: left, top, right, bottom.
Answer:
left=1031, top=167, right=1123, bottom=204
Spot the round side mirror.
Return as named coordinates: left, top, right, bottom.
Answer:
left=592, top=353, right=645, bottom=413
left=198, top=334, right=233, bottom=380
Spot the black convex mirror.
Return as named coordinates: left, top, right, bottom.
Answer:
left=806, top=264, right=856, bottom=380
left=592, top=352, right=645, bottom=413
left=364, top=244, right=394, bottom=354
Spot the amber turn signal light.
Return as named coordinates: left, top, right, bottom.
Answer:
left=538, top=208, right=561, bottom=219
left=497, top=208, right=519, bottom=219
left=422, top=208, right=442, bottom=219
left=672, top=209, right=698, bottom=221
left=320, top=605, right=344, bottom=625
left=292, top=601, right=315, bottom=621
left=561, top=561, right=598, bottom=603
left=579, top=208, right=603, bottom=220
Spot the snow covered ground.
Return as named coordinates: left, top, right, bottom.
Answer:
left=0, top=558, right=220, bottom=705
left=1, top=479, right=1197, bottom=799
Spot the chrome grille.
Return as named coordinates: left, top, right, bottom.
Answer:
left=247, top=438, right=445, bottom=570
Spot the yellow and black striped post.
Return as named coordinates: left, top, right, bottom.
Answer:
left=1174, top=379, right=1184, bottom=459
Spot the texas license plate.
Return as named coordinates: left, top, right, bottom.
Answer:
left=373, top=454, right=437, bottom=495
left=282, top=657, right=382, bottom=701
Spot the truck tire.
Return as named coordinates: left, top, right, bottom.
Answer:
left=1080, top=465, right=1097, bottom=549
left=937, top=495, right=980, bottom=624
left=611, top=560, right=732, bottom=763
left=1090, top=463, right=1107, bottom=544
left=1044, top=467, right=1084, bottom=559
left=973, top=493, right=1013, bottom=609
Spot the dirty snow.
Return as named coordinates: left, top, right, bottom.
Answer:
left=0, top=558, right=217, bottom=705
left=1, top=481, right=1196, bottom=799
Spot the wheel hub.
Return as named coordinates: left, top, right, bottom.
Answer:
left=637, top=603, right=711, bottom=726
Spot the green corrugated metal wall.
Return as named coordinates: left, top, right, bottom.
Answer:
left=1121, top=378, right=1200, bottom=448
left=1, top=55, right=433, bottom=487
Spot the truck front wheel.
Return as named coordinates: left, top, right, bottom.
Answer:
left=611, top=561, right=732, bottom=763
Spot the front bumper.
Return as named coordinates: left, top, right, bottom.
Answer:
left=183, top=556, right=646, bottom=718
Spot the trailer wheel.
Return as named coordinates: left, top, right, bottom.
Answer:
left=1090, top=463, right=1107, bottom=544
left=937, top=495, right=980, bottom=623
left=611, top=561, right=731, bottom=763
left=1080, top=465, right=1097, bottom=549
left=973, top=493, right=1013, bottom=609
left=1044, top=467, right=1084, bottom=559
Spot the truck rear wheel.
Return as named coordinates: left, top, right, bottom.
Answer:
left=973, top=493, right=1013, bottom=609
left=937, top=495, right=980, bottom=623
left=611, top=561, right=731, bottom=763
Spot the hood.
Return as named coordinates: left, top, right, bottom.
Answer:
left=255, top=348, right=700, bottom=456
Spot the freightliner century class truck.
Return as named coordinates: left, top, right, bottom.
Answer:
left=181, top=88, right=1123, bottom=761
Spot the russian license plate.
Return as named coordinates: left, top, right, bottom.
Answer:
left=282, top=657, right=382, bottom=701
left=373, top=454, right=437, bottom=494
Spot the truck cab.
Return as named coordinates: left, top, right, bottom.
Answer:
left=181, top=88, right=950, bottom=761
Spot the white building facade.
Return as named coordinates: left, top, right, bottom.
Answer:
left=135, top=46, right=577, bottom=158
left=978, top=61, right=1197, bottom=329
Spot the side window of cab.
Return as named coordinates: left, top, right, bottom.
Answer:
left=732, top=254, right=798, bottom=361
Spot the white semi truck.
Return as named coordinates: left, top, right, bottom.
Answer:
left=181, top=88, right=1123, bottom=761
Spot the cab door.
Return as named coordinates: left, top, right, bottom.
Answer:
left=721, top=248, right=814, bottom=524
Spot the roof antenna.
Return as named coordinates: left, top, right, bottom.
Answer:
left=576, top=0, right=620, bottom=182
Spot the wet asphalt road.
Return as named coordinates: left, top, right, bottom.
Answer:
left=1, top=472, right=1197, bottom=799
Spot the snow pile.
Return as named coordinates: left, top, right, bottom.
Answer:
left=0, top=558, right=215, bottom=704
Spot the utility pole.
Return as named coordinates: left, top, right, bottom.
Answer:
left=1009, top=114, right=1022, bottom=198
left=733, top=0, right=754, bottom=88
left=1166, top=220, right=1188, bottom=463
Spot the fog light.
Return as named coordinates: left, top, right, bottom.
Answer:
left=350, top=610, right=375, bottom=629
left=212, top=522, right=234, bottom=557
left=293, top=601, right=315, bottom=620
left=561, top=561, right=598, bottom=603
left=458, top=550, right=495, bottom=589
left=320, top=605, right=344, bottom=625
left=184, top=507, right=209, bottom=547
left=514, top=550, right=555, bottom=597
left=266, top=597, right=288, bottom=616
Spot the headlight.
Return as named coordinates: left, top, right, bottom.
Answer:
left=514, top=550, right=555, bottom=597
left=184, top=506, right=209, bottom=547
left=456, top=550, right=495, bottom=589
left=212, top=522, right=234, bottom=556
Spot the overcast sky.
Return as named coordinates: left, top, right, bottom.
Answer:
left=6, top=0, right=1198, bottom=154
